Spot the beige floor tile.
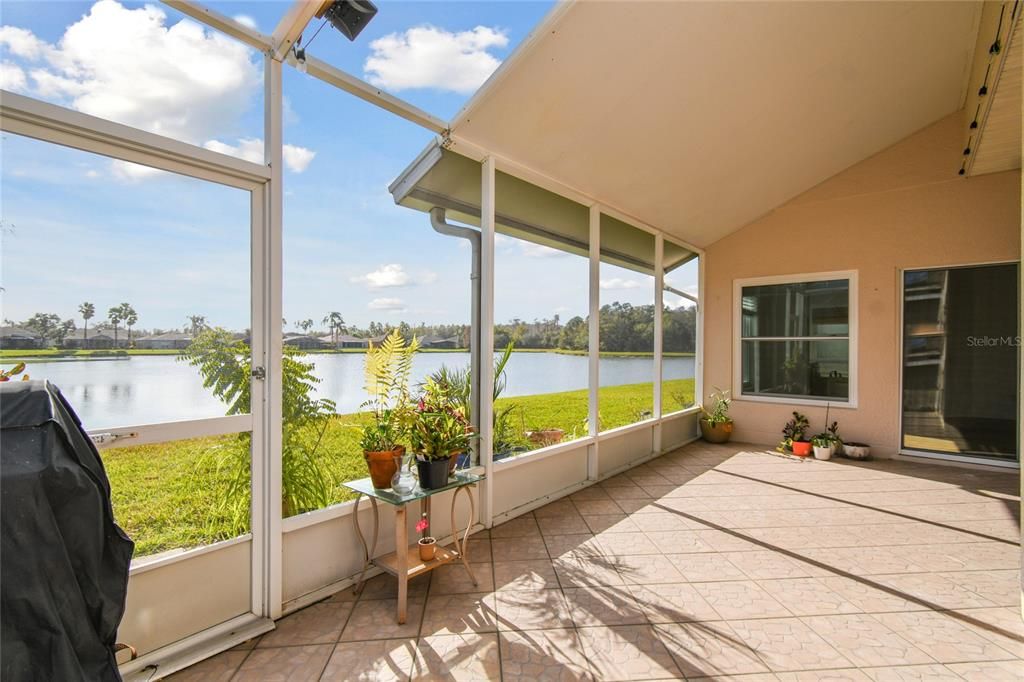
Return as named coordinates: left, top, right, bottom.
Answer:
left=630, top=510, right=695, bottom=532
left=419, top=592, right=497, bottom=636
left=537, top=513, right=591, bottom=536
left=492, top=559, right=559, bottom=591
left=628, top=582, right=721, bottom=623
left=946, top=660, right=1024, bottom=681
left=493, top=588, right=575, bottom=631
left=666, top=551, right=749, bottom=583
left=937, top=569, right=1020, bottom=606
left=490, top=515, right=540, bottom=538
left=616, top=497, right=659, bottom=514
left=798, top=614, right=934, bottom=668
left=577, top=624, right=681, bottom=680
left=340, top=597, right=425, bottom=641
left=860, top=664, right=965, bottom=681
left=723, top=550, right=821, bottom=580
left=775, top=671, right=870, bottom=682
left=534, top=498, right=577, bottom=518
left=584, top=513, right=641, bottom=534
left=817, top=576, right=925, bottom=613
left=499, top=628, right=592, bottom=681
left=758, top=578, right=861, bottom=617
left=571, top=486, right=613, bottom=501
left=430, top=561, right=493, bottom=595
left=552, top=552, right=626, bottom=587
left=617, top=554, right=686, bottom=585
left=491, top=534, right=549, bottom=562
left=597, top=531, right=663, bottom=556
left=727, top=618, right=852, bottom=672
left=873, top=610, right=1019, bottom=663
left=543, top=533, right=604, bottom=559
left=694, top=528, right=765, bottom=552
left=954, top=606, right=1024, bottom=657
left=692, top=581, right=792, bottom=620
left=357, top=573, right=432, bottom=600
left=564, top=585, right=648, bottom=626
left=412, top=633, right=500, bottom=681
left=689, top=675, right=781, bottom=682
left=257, top=600, right=352, bottom=647
left=654, top=621, right=768, bottom=677
left=870, top=573, right=998, bottom=610
left=321, top=639, right=418, bottom=681
left=232, top=644, right=333, bottom=682
left=574, top=499, right=623, bottom=515
left=449, top=536, right=491, bottom=563
left=165, top=650, right=248, bottom=681
left=645, top=530, right=713, bottom=554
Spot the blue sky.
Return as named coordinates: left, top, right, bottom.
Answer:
left=0, top=1, right=695, bottom=333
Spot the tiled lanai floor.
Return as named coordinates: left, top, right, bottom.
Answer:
left=173, top=442, right=1022, bottom=681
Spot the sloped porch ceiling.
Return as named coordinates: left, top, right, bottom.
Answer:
left=449, top=1, right=982, bottom=248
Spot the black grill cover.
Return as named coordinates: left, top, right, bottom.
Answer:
left=1, top=381, right=134, bottom=681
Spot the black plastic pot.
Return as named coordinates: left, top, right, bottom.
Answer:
left=416, top=457, right=452, bottom=490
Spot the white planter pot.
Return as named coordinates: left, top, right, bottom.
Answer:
left=844, top=444, right=871, bottom=460
left=813, top=445, right=833, bottom=460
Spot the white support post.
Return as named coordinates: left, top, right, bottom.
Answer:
left=261, top=56, right=284, bottom=620
left=653, top=233, right=664, bottom=454
left=479, top=157, right=496, bottom=527
left=587, top=205, right=601, bottom=480
left=696, top=252, right=706, bottom=435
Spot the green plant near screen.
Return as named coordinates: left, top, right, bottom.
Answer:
left=700, top=387, right=732, bottom=425
left=359, top=330, right=420, bottom=452
left=410, top=377, right=475, bottom=460
left=179, top=328, right=337, bottom=525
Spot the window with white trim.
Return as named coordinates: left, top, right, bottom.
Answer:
left=736, top=273, right=855, bottom=404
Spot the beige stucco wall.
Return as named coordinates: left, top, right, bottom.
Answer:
left=703, top=113, right=1021, bottom=456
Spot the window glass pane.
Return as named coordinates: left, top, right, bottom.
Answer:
left=0, top=1, right=264, bottom=161
left=599, top=215, right=655, bottom=431
left=281, top=73, right=467, bottom=516
left=662, top=253, right=698, bottom=414
left=901, top=264, right=1019, bottom=460
left=740, top=340, right=849, bottom=400
left=1, top=133, right=251, bottom=429
left=494, top=226, right=589, bottom=458
left=741, top=280, right=848, bottom=338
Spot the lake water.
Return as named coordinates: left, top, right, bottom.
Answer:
left=23, top=353, right=695, bottom=430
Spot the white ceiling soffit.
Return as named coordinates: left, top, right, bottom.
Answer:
left=389, top=142, right=695, bottom=274
left=968, top=6, right=1023, bottom=176
left=447, top=1, right=982, bottom=248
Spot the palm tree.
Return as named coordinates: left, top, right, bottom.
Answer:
left=108, top=305, right=125, bottom=347
left=299, top=319, right=314, bottom=334
left=78, top=302, right=95, bottom=349
left=322, top=312, right=345, bottom=346
left=121, top=304, right=138, bottom=348
left=186, top=315, right=206, bottom=336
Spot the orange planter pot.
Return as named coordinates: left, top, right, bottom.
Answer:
left=791, top=441, right=812, bottom=457
left=364, top=446, right=404, bottom=489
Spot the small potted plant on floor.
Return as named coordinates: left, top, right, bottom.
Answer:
left=699, top=387, right=733, bottom=443
left=778, top=411, right=811, bottom=456
left=416, top=513, right=436, bottom=561
left=811, top=433, right=834, bottom=460
left=843, top=442, right=871, bottom=460
left=360, top=330, right=420, bottom=488
left=410, top=378, right=475, bottom=490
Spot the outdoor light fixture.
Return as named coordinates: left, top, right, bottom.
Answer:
left=294, top=46, right=308, bottom=74
left=316, top=0, right=378, bottom=42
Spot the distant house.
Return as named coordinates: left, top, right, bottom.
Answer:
left=62, top=327, right=116, bottom=349
left=421, top=335, right=461, bottom=350
left=0, top=326, right=41, bottom=350
left=135, top=331, right=193, bottom=350
left=283, top=335, right=329, bottom=350
left=336, top=334, right=368, bottom=349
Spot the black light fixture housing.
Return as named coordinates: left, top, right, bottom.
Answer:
left=318, top=0, right=378, bottom=42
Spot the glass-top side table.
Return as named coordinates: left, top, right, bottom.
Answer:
left=343, top=471, right=484, bottom=624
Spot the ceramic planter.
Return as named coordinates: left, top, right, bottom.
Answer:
left=364, top=446, right=404, bottom=489
left=813, top=445, right=833, bottom=460
left=843, top=443, right=871, bottom=460
left=791, top=440, right=813, bottom=457
left=418, top=537, right=437, bottom=562
left=700, top=419, right=733, bottom=443
left=416, top=456, right=452, bottom=490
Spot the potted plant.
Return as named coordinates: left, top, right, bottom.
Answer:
left=416, top=513, right=436, bottom=561
left=699, top=387, right=733, bottom=443
left=778, top=411, right=811, bottom=456
left=410, top=378, right=475, bottom=490
left=811, top=434, right=834, bottom=460
left=843, top=442, right=871, bottom=460
left=360, top=330, right=419, bottom=489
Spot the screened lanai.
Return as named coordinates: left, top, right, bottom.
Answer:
left=0, top=1, right=1020, bottom=680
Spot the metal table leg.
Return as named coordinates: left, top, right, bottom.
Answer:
left=451, top=485, right=478, bottom=586
left=351, top=493, right=379, bottom=596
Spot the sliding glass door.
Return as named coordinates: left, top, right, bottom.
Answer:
left=901, top=263, right=1019, bottom=462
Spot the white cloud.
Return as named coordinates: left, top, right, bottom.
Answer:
left=111, top=160, right=166, bottom=181
left=202, top=138, right=316, bottom=173
left=600, top=278, right=642, bottom=290
left=364, top=25, right=507, bottom=94
left=352, top=263, right=410, bottom=289
left=519, top=241, right=569, bottom=259
left=0, top=61, right=27, bottom=91
left=233, top=15, right=258, bottom=30
left=368, top=297, right=406, bottom=312
left=1, top=1, right=260, bottom=144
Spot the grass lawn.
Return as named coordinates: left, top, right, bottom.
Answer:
left=103, top=379, right=694, bottom=558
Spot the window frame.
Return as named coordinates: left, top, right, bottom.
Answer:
left=732, top=270, right=858, bottom=408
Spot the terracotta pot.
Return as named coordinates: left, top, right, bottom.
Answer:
left=700, top=419, right=733, bottom=443
left=418, top=537, right=437, bottom=562
left=448, top=451, right=461, bottom=474
left=364, top=446, right=403, bottom=489
left=791, top=441, right=812, bottom=457
left=416, top=457, right=452, bottom=490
